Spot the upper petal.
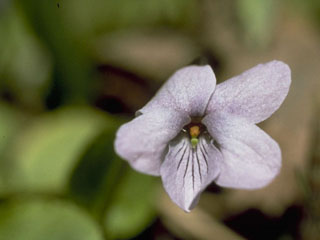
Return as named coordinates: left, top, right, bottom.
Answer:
left=160, top=133, right=221, bottom=212
left=140, top=65, right=216, bottom=117
left=202, top=113, right=281, bottom=189
left=115, top=108, right=190, bottom=176
left=206, top=60, right=291, bottom=123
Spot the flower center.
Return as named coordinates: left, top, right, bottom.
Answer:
left=190, top=126, right=200, bottom=138
left=190, top=126, right=200, bottom=148
left=183, top=120, right=206, bottom=148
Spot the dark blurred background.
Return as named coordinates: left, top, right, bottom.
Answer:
left=0, top=0, right=319, bottom=239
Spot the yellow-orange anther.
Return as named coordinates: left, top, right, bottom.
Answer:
left=189, top=125, right=200, bottom=138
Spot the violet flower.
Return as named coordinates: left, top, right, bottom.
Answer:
left=115, top=61, right=291, bottom=212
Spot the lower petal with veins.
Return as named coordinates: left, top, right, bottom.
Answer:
left=160, top=133, right=222, bottom=212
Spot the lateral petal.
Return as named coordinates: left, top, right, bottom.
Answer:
left=202, top=113, right=281, bottom=189
left=115, top=108, right=190, bottom=176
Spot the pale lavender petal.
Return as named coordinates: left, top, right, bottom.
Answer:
left=207, top=61, right=291, bottom=123
left=115, top=108, right=190, bottom=176
left=160, top=133, right=221, bottom=212
left=202, top=113, right=281, bottom=189
left=140, top=65, right=216, bottom=117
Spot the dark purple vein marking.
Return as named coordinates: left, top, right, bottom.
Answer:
left=196, top=149, right=202, bottom=182
left=201, top=139, right=209, bottom=155
left=199, top=141, right=209, bottom=173
left=192, top=149, right=195, bottom=190
left=183, top=149, right=191, bottom=186
left=174, top=141, right=186, bottom=158
left=177, top=143, right=188, bottom=171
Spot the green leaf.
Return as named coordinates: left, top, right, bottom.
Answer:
left=0, top=103, right=26, bottom=193
left=7, top=107, right=114, bottom=193
left=69, top=129, right=123, bottom=217
left=104, top=168, right=158, bottom=239
left=69, top=120, right=156, bottom=238
left=0, top=5, right=52, bottom=109
left=18, top=0, right=93, bottom=105
left=0, top=199, right=103, bottom=240
left=0, top=103, right=24, bottom=162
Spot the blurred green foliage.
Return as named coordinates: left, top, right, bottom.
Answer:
left=0, top=103, right=25, bottom=194
left=0, top=199, right=103, bottom=240
left=7, top=107, right=109, bottom=193
left=236, top=0, right=275, bottom=48
left=104, top=169, right=157, bottom=239
left=0, top=5, right=52, bottom=109
left=0, top=103, right=158, bottom=239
